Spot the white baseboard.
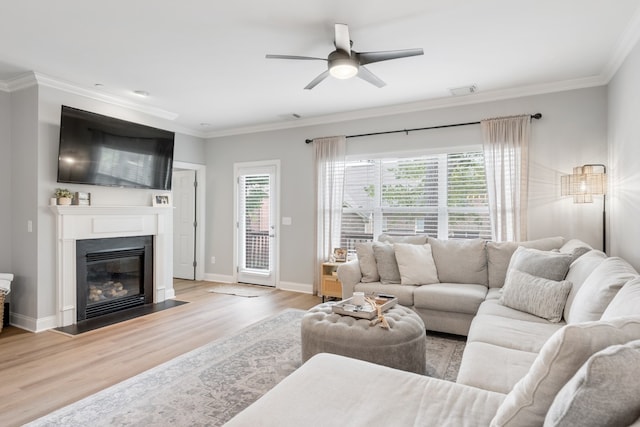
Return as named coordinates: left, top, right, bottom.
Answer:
left=203, top=273, right=234, bottom=283
left=277, top=281, right=313, bottom=294
left=10, top=312, right=57, bottom=332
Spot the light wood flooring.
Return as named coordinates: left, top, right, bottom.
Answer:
left=0, top=280, right=320, bottom=426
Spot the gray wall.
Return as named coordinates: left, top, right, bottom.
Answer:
left=205, top=86, right=609, bottom=289
left=10, top=86, right=39, bottom=325
left=0, top=91, right=11, bottom=272
left=2, top=80, right=206, bottom=330
left=608, top=36, right=640, bottom=270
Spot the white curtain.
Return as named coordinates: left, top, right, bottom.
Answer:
left=313, top=136, right=346, bottom=295
left=481, top=115, right=531, bottom=242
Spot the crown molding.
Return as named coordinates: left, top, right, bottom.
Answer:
left=203, top=75, right=606, bottom=139
left=32, top=72, right=180, bottom=121
left=602, top=5, right=640, bottom=82
left=0, top=72, right=38, bottom=92
left=0, top=71, right=207, bottom=137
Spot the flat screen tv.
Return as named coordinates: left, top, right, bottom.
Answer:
left=57, top=105, right=175, bottom=190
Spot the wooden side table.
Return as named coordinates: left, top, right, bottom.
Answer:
left=321, top=262, right=343, bottom=302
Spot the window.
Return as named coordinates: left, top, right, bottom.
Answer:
left=340, top=151, right=490, bottom=252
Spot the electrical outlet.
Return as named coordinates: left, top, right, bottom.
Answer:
left=211, top=256, right=216, bottom=264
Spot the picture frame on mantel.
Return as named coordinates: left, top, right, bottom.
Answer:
left=152, top=193, right=172, bottom=207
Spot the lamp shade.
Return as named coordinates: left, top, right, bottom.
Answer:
left=560, top=165, right=607, bottom=204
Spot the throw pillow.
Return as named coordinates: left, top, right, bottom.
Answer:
left=544, top=340, right=640, bottom=427
left=486, top=237, right=565, bottom=288
left=491, top=316, right=640, bottom=427
left=355, top=242, right=379, bottom=283
left=567, top=257, right=637, bottom=324
left=500, top=269, right=572, bottom=323
left=377, top=233, right=428, bottom=245
left=371, top=242, right=401, bottom=284
left=393, top=243, right=439, bottom=285
left=506, top=247, right=572, bottom=282
left=601, top=276, right=640, bottom=320
left=428, top=238, right=488, bottom=285
left=563, top=250, right=607, bottom=321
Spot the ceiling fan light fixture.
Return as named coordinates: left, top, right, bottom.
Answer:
left=330, top=62, right=358, bottom=79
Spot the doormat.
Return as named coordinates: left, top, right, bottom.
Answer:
left=54, top=300, right=188, bottom=336
left=208, top=283, right=275, bottom=298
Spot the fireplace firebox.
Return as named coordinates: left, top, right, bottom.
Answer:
left=76, top=236, right=153, bottom=321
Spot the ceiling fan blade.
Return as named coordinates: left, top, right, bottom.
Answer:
left=357, top=66, right=386, bottom=88
left=266, top=54, right=327, bottom=61
left=304, top=70, right=330, bottom=90
left=357, top=48, right=424, bottom=65
left=334, top=23, right=351, bottom=55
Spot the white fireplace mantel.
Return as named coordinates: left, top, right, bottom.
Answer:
left=51, top=205, right=174, bottom=327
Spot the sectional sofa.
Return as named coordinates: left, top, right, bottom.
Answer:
left=225, top=236, right=640, bottom=426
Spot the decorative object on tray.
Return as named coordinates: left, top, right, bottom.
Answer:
left=152, top=193, right=172, bottom=207
left=333, top=247, right=347, bottom=262
left=366, top=296, right=390, bottom=329
left=72, top=191, right=91, bottom=206
left=54, top=188, right=74, bottom=205
left=331, top=293, right=397, bottom=320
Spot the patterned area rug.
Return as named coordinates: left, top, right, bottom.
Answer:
left=207, top=283, right=275, bottom=297
left=28, top=309, right=465, bottom=426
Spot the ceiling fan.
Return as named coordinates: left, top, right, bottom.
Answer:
left=266, top=23, right=424, bottom=90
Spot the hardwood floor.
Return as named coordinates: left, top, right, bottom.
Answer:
left=0, top=280, right=320, bottom=426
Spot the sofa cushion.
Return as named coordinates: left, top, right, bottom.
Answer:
left=602, top=276, right=640, bottom=320
left=353, top=283, right=414, bottom=307
left=563, top=250, right=607, bottom=321
left=393, top=243, right=438, bottom=285
left=378, top=233, right=428, bottom=245
left=428, top=238, right=488, bottom=285
left=478, top=298, right=562, bottom=324
left=413, top=283, right=487, bottom=315
left=567, top=257, right=637, bottom=324
left=544, top=340, right=640, bottom=427
left=468, top=313, right=564, bottom=353
left=491, top=316, right=640, bottom=427
left=457, top=341, right=539, bottom=395
left=371, top=242, right=401, bottom=284
left=226, top=353, right=506, bottom=427
left=500, top=269, right=572, bottom=323
left=558, top=238, right=592, bottom=261
left=486, top=236, right=564, bottom=288
left=506, top=246, right=572, bottom=282
left=355, top=242, right=379, bottom=283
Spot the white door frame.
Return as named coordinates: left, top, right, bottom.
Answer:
left=173, top=161, right=206, bottom=281
left=233, top=160, right=280, bottom=287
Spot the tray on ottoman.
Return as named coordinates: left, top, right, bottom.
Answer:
left=331, top=295, right=398, bottom=319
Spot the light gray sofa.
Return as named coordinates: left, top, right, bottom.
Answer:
left=226, top=238, right=640, bottom=426
left=336, top=235, right=572, bottom=336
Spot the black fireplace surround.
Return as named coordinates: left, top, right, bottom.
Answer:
left=76, top=235, right=153, bottom=321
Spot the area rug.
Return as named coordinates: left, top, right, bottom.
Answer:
left=207, top=283, right=275, bottom=297
left=28, top=309, right=465, bottom=427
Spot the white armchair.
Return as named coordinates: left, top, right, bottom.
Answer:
left=0, top=273, right=12, bottom=332
left=0, top=273, right=13, bottom=294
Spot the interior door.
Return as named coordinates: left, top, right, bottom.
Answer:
left=173, top=169, right=197, bottom=280
left=236, top=164, right=277, bottom=286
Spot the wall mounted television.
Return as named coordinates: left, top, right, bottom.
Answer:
left=57, top=105, right=175, bottom=191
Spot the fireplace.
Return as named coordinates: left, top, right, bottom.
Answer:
left=52, top=205, right=173, bottom=329
left=76, top=236, right=153, bottom=321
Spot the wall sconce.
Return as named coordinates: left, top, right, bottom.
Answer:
left=560, top=163, right=607, bottom=252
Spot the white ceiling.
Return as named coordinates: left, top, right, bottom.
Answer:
left=1, top=1, right=639, bottom=137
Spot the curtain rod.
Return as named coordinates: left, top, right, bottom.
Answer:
left=305, top=113, right=542, bottom=144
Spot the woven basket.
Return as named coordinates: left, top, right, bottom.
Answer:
left=0, top=291, right=5, bottom=333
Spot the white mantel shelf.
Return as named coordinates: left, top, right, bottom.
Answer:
left=51, top=205, right=174, bottom=327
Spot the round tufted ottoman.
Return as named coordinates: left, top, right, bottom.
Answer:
left=301, top=303, right=426, bottom=374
